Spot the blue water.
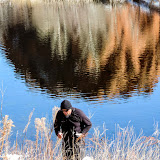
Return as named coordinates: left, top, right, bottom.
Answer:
left=0, top=2, right=160, bottom=143
left=1, top=46, right=160, bottom=140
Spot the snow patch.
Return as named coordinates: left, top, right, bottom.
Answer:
left=83, top=156, right=94, bottom=160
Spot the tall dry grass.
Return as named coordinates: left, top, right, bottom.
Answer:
left=0, top=106, right=160, bottom=159
left=0, top=106, right=61, bottom=159
left=0, top=115, right=15, bottom=157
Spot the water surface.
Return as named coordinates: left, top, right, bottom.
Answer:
left=0, top=2, right=160, bottom=141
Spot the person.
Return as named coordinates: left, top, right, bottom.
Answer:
left=54, top=100, right=92, bottom=160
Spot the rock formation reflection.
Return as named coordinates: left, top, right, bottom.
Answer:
left=0, top=2, right=160, bottom=100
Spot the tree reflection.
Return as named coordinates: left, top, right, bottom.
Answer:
left=0, top=2, right=160, bottom=100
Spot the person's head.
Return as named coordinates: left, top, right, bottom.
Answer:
left=60, top=100, right=72, bottom=118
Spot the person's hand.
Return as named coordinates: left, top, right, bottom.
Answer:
left=76, top=134, right=85, bottom=142
left=58, top=132, right=63, bottom=139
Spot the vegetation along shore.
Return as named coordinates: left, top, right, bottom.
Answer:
left=0, top=107, right=160, bottom=159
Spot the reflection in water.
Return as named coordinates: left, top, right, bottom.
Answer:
left=0, top=2, right=160, bottom=101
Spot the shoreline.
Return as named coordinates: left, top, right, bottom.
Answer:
left=0, top=108, right=160, bottom=159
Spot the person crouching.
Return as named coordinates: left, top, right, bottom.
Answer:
left=54, top=100, right=92, bottom=160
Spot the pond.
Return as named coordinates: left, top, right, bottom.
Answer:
left=0, top=1, right=160, bottom=142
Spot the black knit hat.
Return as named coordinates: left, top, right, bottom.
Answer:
left=60, top=100, right=73, bottom=110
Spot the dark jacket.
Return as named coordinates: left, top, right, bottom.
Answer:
left=54, top=108, right=92, bottom=137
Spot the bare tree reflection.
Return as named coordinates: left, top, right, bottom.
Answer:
left=0, top=2, right=160, bottom=101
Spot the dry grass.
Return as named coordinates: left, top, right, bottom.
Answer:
left=90, top=126, right=160, bottom=160
left=0, top=107, right=160, bottom=159
left=0, top=115, right=15, bottom=157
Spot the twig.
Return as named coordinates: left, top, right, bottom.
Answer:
left=0, top=82, right=6, bottom=120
